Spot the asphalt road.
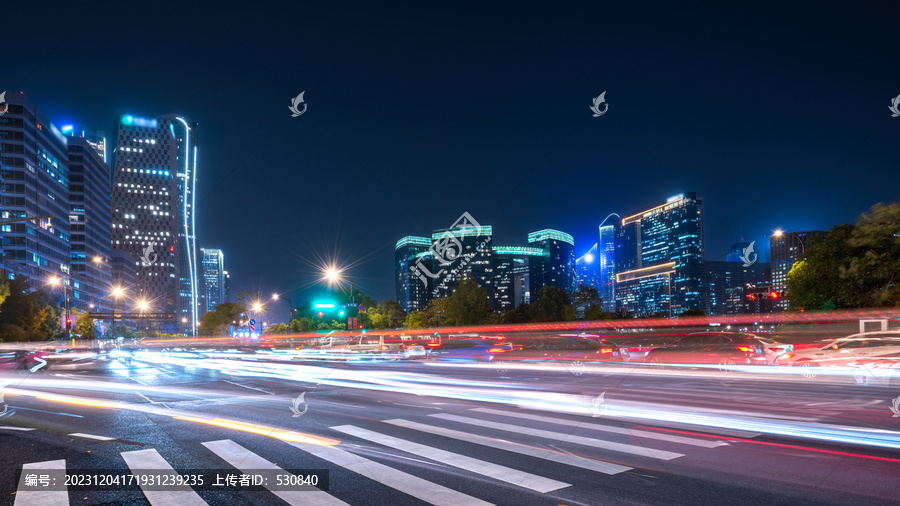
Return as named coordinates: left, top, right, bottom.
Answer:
left=1, top=351, right=899, bottom=506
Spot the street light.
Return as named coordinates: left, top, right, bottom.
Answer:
left=48, top=274, right=72, bottom=340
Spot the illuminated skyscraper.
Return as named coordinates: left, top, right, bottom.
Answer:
left=576, top=243, right=599, bottom=289
left=528, top=229, right=576, bottom=297
left=163, top=116, right=200, bottom=334
left=201, top=249, right=224, bottom=314
left=598, top=217, right=618, bottom=312
left=110, top=115, right=179, bottom=318
left=395, top=236, right=431, bottom=313
left=614, top=193, right=704, bottom=316
left=0, top=93, right=71, bottom=286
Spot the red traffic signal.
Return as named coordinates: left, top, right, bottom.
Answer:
left=748, top=294, right=757, bottom=300
left=317, top=311, right=324, bottom=318
left=769, top=291, right=779, bottom=299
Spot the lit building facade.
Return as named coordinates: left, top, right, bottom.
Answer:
left=67, top=136, right=113, bottom=312
left=770, top=230, right=824, bottom=309
left=164, top=116, right=200, bottom=334
left=395, top=236, right=431, bottom=314
left=575, top=243, right=599, bottom=290
left=0, top=93, right=71, bottom=289
left=395, top=225, right=573, bottom=314
left=201, top=249, right=225, bottom=314
left=614, top=193, right=704, bottom=316
left=110, top=115, right=179, bottom=316
left=598, top=220, right=618, bottom=312
left=528, top=229, right=576, bottom=297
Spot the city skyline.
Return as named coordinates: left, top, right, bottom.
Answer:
left=4, top=2, right=898, bottom=315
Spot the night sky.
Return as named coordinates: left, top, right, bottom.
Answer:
left=7, top=2, right=899, bottom=321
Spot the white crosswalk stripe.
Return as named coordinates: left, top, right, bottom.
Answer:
left=330, top=424, right=570, bottom=493
left=121, top=449, right=207, bottom=505
left=285, top=439, right=494, bottom=506
left=203, top=439, right=348, bottom=506
left=430, top=413, right=684, bottom=460
left=383, top=418, right=633, bottom=475
left=470, top=408, right=726, bottom=448
left=14, top=460, right=68, bottom=506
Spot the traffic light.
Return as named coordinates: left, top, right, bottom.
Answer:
left=317, top=311, right=324, bottom=318
left=65, top=317, right=72, bottom=330
left=769, top=291, right=779, bottom=299
left=748, top=294, right=757, bottom=300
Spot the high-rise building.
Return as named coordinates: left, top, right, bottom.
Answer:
left=701, top=261, right=771, bottom=315
left=67, top=136, right=112, bottom=312
left=527, top=229, right=576, bottom=297
left=614, top=193, right=704, bottom=316
left=223, top=270, right=231, bottom=303
left=770, top=230, right=824, bottom=309
left=163, top=116, right=200, bottom=334
left=395, top=236, right=431, bottom=314
left=201, top=249, right=225, bottom=314
left=575, top=243, right=599, bottom=289
left=0, top=93, right=71, bottom=288
left=395, top=224, right=572, bottom=313
left=110, top=115, right=179, bottom=318
left=598, top=219, right=618, bottom=312
left=60, top=125, right=107, bottom=164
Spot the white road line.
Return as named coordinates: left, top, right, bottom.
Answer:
left=384, top=418, right=632, bottom=475
left=471, top=408, right=726, bottom=448
left=15, top=459, right=67, bottom=506
left=430, top=414, right=684, bottom=461
left=0, top=426, right=35, bottom=431
left=121, top=449, right=207, bottom=506
left=224, top=380, right=274, bottom=395
left=68, top=433, right=115, bottom=441
left=202, top=439, right=346, bottom=506
left=285, top=440, right=493, bottom=506
left=331, top=425, right=569, bottom=493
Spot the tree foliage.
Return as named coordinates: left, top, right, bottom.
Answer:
left=443, top=275, right=492, bottom=326
left=0, top=275, right=59, bottom=342
left=532, top=285, right=574, bottom=322
left=198, top=301, right=244, bottom=336
left=787, top=203, right=900, bottom=309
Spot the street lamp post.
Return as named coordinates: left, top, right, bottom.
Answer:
left=49, top=274, right=72, bottom=342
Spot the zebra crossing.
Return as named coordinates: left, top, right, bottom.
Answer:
left=13, top=406, right=739, bottom=505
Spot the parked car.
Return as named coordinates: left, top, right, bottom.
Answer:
left=777, top=331, right=900, bottom=378
left=645, top=332, right=791, bottom=371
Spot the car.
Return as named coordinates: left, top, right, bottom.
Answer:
left=849, top=352, right=900, bottom=386
left=777, top=331, right=900, bottom=378
left=645, top=332, right=791, bottom=371
left=493, top=336, right=628, bottom=371
left=428, top=339, right=512, bottom=362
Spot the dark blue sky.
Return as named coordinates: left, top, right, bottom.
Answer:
left=7, top=2, right=900, bottom=320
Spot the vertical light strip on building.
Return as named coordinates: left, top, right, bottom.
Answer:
left=191, top=145, right=199, bottom=334
left=175, top=118, right=198, bottom=337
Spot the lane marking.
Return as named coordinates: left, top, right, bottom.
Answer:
left=0, top=426, right=35, bottom=431
left=384, top=418, right=632, bottom=475
left=430, top=413, right=684, bottom=461
left=471, top=408, right=725, bottom=448
left=286, top=439, right=493, bottom=506
left=224, top=380, right=274, bottom=395
left=121, top=449, right=207, bottom=505
left=203, top=439, right=346, bottom=506
left=15, top=459, right=67, bottom=506
left=331, top=424, right=569, bottom=493
left=69, top=433, right=115, bottom=441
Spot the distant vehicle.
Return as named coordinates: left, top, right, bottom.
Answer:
left=428, top=339, right=512, bottom=362
left=645, top=332, right=791, bottom=371
left=777, top=332, right=900, bottom=378
left=495, top=336, right=628, bottom=366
